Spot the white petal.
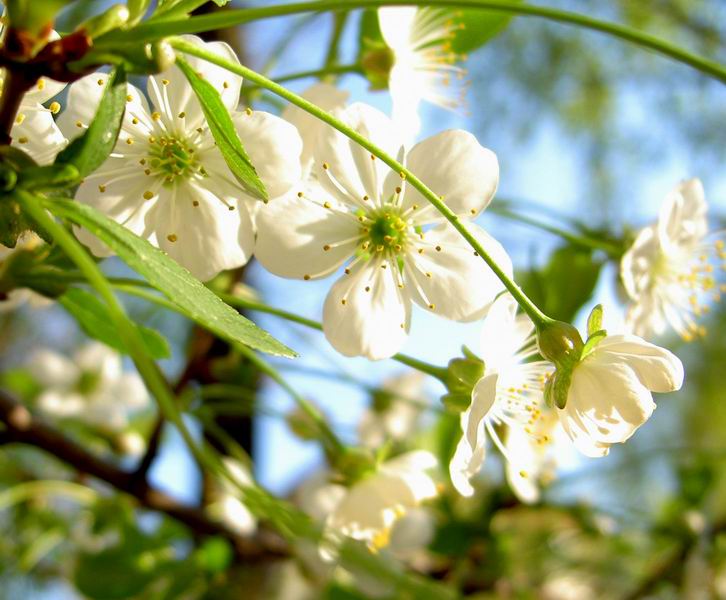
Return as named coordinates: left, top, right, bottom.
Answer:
left=12, top=109, right=66, bottom=165
left=562, top=358, right=656, bottom=450
left=254, top=184, right=358, bottom=279
left=504, top=426, right=542, bottom=504
left=73, top=161, right=159, bottom=257
left=24, top=76, right=66, bottom=105
left=594, top=334, right=684, bottom=392
left=378, top=7, right=418, bottom=51
left=230, top=109, right=302, bottom=199
left=147, top=182, right=253, bottom=281
left=402, top=130, right=499, bottom=218
left=315, top=103, right=404, bottom=206
left=658, top=178, right=708, bottom=249
left=620, top=225, right=658, bottom=301
left=282, top=83, right=350, bottom=174
left=449, top=373, right=497, bottom=496
left=405, top=222, right=511, bottom=321
left=148, top=35, right=243, bottom=129
left=322, top=262, right=411, bottom=360
left=479, top=294, right=534, bottom=371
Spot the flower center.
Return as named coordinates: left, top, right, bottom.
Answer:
left=363, top=209, right=409, bottom=254
left=147, top=135, right=201, bottom=185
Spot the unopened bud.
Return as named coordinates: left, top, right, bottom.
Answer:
left=78, top=4, right=130, bottom=39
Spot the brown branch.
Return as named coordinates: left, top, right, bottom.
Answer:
left=0, top=389, right=286, bottom=562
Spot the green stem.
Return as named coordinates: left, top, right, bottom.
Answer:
left=171, top=38, right=552, bottom=328
left=489, top=206, right=623, bottom=257
left=113, top=1, right=726, bottom=84
left=217, top=293, right=448, bottom=380
left=234, top=343, right=345, bottom=457
left=323, top=10, right=349, bottom=71
left=269, top=63, right=362, bottom=84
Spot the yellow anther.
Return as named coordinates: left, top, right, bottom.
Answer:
left=49, top=101, right=61, bottom=114
left=223, top=81, right=229, bottom=89
left=15, top=113, right=25, bottom=124
left=192, top=200, right=199, bottom=207
left=17, top=136, right=28, bottom=144
left=143, top=191, right=154, bottom=200
left=37, top=79, right=46, bottom=90
left=303, top=274, right=311, bottom=281
left=245, top=107, right=252, bottom=116
left=167, top=233, right=177, bottom=242
left=162, top=79, right=170, bottom=85
left=151, top=112, right=161, bottom=121
left=126, top=138, right=134, bottom=145
left=98, top=185, right=106, bottom=193
left=75, top=120, right=83, bottom=128
left=97, top=78, right=104, bottom=86
left=132, top=117, right=139, bottom=125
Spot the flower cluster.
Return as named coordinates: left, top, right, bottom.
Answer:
left=3, top=21, right=702, bottom=569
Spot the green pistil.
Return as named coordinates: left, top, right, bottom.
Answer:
left=147, top=136, right=201, bottom=185
left=365, top=210, right=408, bottom=254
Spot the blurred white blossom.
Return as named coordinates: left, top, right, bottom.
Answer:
left=377, top=7, right=466, bottom=144
left=358, top=371, right=426, bottom=448
left=621, top=178, right=725, bottom=341
left=207, top=457, right=257, bottom=536
left=28, top=342, right=149, bottom=432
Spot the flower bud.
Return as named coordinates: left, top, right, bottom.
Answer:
left=335, top=447, right=376, bottom=485
left=78, top=4, right=130, bottom=40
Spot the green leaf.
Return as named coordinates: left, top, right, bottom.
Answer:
left=451, top=4, right=522, bottom=55
left=518, top=244, right=604, bottom=324
left=59, top=287, right=171, bottom=360
left=586, top=304, right=604, bottom=337
left=55, top=67, right=127, bottom=179
left=176, top=57, right=268, bottom=201
left=45, top=198, right=295, bottom=358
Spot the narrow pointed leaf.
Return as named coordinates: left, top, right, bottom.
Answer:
left=45, top=198, right=295, bottom=358
left=59, top=287, right=171, bottom=360
left=55, top=67, right=127, bottom=179
left=176, top=57, right=268, bottom=201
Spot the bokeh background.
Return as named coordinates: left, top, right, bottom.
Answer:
left=1, top=0, right=725, bottom=598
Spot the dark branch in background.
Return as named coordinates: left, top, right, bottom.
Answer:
left=0, top=389, right=286, bottom=562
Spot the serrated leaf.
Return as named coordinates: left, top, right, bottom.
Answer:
left=586, top=304, right=604, bottom=337
left=55, top=67, right=127, bottom=179
left=45, top=198, right=295, bottom=358
left=59, top=287, right=170, bottom=360
left=176, top=57, right=267, bottom=201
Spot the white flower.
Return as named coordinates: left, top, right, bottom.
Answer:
left=207, top=457, right=257, bottom=536
left=0, top=30, right=67, bottom=164
left=57, top=35, right=302, bottom=282
left=0, top=232, right=52, bottom=311
left=282, top=82, right=349, bottom=178
left=27, top=342, right=150, bottom=432
left=358, top=371, right=426, bottom=448
left=325, top=451, right=438, bottom=553
left=256, top=103, right=511, bottom=360
left=621, top=178, right=725, bottom=341
left=557, top=334, right=683, bottom=457
left=450, top=294, right=552, bottom=497
left=377, top=7, right=466, bottom=143
left=298, top=452, right=438, bottom=556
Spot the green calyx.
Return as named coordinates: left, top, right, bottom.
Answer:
left=334, top=447, right=377, bottom=486
left=360, top=46, right=396, bottom=91
left=147, top=136, right=201, bottom=185
left=363, top=209, right=409, bottom=254
left=441, top=350, right=486, bottom=413
left=539, top=305, right=608, bottom=409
